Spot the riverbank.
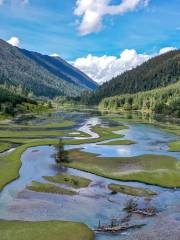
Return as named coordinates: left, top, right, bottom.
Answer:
left=169, top=141, right=180, bottom=152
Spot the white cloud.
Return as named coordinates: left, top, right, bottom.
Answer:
left=50, top=53, right=60, bottom=57
left=159, top=47, right=176, bottom=55
left=0, top=0, right=4, bottom=5
left=72, top=47, right=176, bottom=84
left=7, top=37, right=20, bottom=47
left=74, top=0, right=149, bottom=35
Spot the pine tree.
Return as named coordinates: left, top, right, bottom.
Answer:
left=55, top=139, right=69, bottom=165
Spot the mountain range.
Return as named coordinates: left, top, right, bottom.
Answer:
left=83, top=49, right=180, bottom=104
left=0, top=39, right=97, bottom=98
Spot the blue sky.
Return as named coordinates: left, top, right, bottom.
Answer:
left=0, top=0, right=179, bottom=83
left=0, top=0, right=179, bottom=59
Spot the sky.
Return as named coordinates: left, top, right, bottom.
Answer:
left=0, top=0, right=180, bottom=84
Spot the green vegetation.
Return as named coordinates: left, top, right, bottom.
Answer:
left=27, top=181, right=77, bottom=195
left=0, top=139, right=58, bottom=191
left=0, top=120, right=75, bottom=130
left=0, top=220, right=94, bottom=240
left=99, top=139, right=136, bottom=145
left=0, top=39, right=96, bottom=99
left=168, top=141, right=180, bottom=152
left=99, top=80, right=180, bottom=117
left=0, top=129, right=89, bottom=139
left=55, top=139, right=69, bottom=165
left=82, top=50, right=180, bottom=105
left=44, top=173, right=91, bottom=189
left=108, top=183, right=156, bottom=197
left=66, top=150, right=180, bottom=188
left=0, top=137, right=92, bottom=192
left=0, top=142, right=12, bottom=153
left=0, top=84, right=38, bottom=116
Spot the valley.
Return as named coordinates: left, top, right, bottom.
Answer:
left=0, top=110, right=180, bottom=240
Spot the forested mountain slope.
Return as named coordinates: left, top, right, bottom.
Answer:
left=83, top=50, right=180, bottom=104
left=0, top=39, right=96, bottom=98
left=100, top=80, right=180, bottom=117
left=0, top=85, right=37, bottom=115
left=20, top=49, right=97, bottom=90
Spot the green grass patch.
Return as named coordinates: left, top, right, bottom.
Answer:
left=63, top=124, right=128, bottom=145
left=168, top=141, right=180, bottom=152
left=108, top=183, right=156, bottom=197
left=44, top=173, right=91, bottom=189
left=66, top=150, right=180, bottom=188
left=0, top=120, right=75, bottom=130
left=0, top=142, right=12, bottom=153
left=99, top=139, right=136, bottom=145
left=27, top=181, right=77, bottom=195
left=0, top=129, right=90, bottom=139
left=0, top=139, right=59, bottom=192
left=0, top=220, right=94, bottom=240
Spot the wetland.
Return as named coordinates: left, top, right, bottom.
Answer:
left=0, top=110, right=180, bottom=240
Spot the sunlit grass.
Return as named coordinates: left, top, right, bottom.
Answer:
left=0, top=220, right=94, bottom=240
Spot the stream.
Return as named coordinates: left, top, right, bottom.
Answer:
left=0, top=112, right=180, bottom=239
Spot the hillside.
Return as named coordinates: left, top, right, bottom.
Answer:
left=83, top=50, right=180, bottom=104
left=0, top=39, right=97, bottom=98
left=0, top=85, right=37, bottom=116
left=20, top=49, right=97, bottom=90
left=99, top=80, right=180, bottom=117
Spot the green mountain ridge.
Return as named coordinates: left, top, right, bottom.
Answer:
left=0, top=39, right=97, bottom=98
left=83, top=50, right=180, bottom=105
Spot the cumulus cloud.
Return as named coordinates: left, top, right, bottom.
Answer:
left=159, top=47, right=177, bottom=55
left=72, top=47, right=176, bottom=84
left=7, top=37, right=20, bottom=47
left=74, top=0, right=149, bottom=35
left=50, top=53, right=60, bottom=57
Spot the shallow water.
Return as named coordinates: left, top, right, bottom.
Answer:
left=0, top=112, right=180, bottom=239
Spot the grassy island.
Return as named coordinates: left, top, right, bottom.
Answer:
left=66, top=150, right=180, bottom=188
left=108, top=183, right=156, bottom=197
left=44, top=173, right=91, bottom=189
left=27, top=181, right=77, bottom=195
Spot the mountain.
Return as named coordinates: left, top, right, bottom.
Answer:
left=83, top=50, right=180, bottom=104
left=20, top=49, right=97, bottom=91
left=0, top=39, right=97, bottom=98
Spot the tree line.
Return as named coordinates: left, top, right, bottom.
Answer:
left=80, top=50, right=180, bottom=105
left=99, top=80, right=180, bottom=118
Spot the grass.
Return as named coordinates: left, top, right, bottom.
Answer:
left=1, top=135, right=179, bottom=192
left=66, top=149, right=180, bottom=188
left=0, top=120, right=75, bottom=130
left=0, top=139, right=59, bottom=191
left=0, top=123, right=128, bottom=192
left=99, top=139, right=136, bottom=145
left=168, top=141, right=180, bottom=152
left=62, top=124, right=128, bottom=145
left=0, top=220, right=94, bottom=240
left=108, top=183, right=156, bottom=197
left=0, top=142, right=12, bottom=153
left=44, top=173, right=91, bottom=189
left=27, top=181, right=77, bottom=195
left=0, top=129, right=90, bottom=139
